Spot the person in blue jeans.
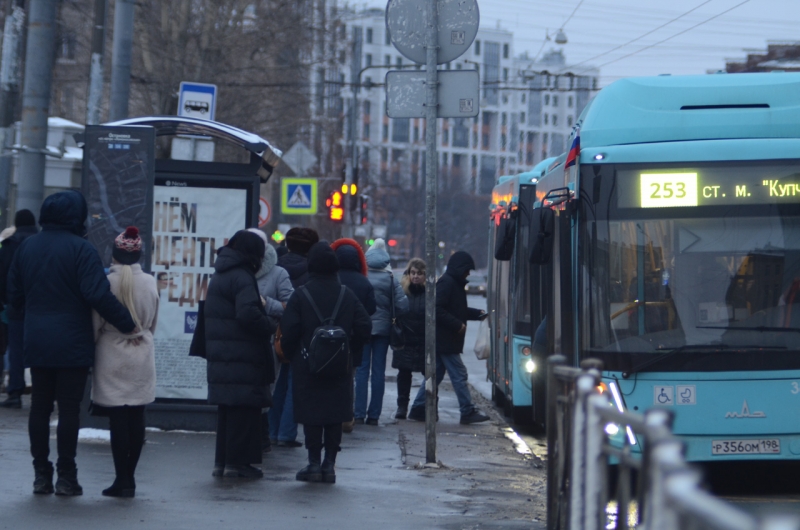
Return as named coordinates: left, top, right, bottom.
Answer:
left=407, top=251, right=490, bottom=425
left=354, top=239, right=407, bottom=425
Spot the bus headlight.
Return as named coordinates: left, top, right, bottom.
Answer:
left=521, top=346, right=532, bottom=356
left=608, top=380, right=637, bottom=446
left=525, top=360, right=536, bottom=373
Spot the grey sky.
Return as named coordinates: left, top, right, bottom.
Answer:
left=365, top=0, right=799, bottom=86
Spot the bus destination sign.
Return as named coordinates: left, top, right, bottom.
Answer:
left=617, top=164, right=800, bottom=209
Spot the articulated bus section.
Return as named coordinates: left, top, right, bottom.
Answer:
left=489, top=72, right=800, bottom=462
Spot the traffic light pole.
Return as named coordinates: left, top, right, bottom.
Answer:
left=346, top=62, right=421, bottom=237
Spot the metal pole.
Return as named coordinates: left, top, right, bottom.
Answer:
left=109, top=0, right=134, bottom=122
left=0, top=0, right=24, bottom=224
left=16, top=0, right=56, bottom=215
left=423, top=0, right=438, bottom=464
left=345, top=68, right=357, bottom=237
left=85, top=0, right=107, bottom=125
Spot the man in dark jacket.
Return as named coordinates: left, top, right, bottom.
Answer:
left=8, top=190, right=137, bottom=496
left=0, top=209, right=38, bottom=409
left=271, top=226, right=319, bottom=448
left=407, top=251, right=490, bottom=425
left=280, top=242, right=372, bottom=484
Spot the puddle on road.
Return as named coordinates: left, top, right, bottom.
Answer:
left=606, top=500, right=640, bottom=529
left=502, top=427, right=532, bottom=456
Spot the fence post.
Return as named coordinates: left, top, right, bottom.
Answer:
left=547, top=354, right=568, bottom=530
left=585, top=393, right=608, bottom=530
left=569, top=373, right=595, bottom=529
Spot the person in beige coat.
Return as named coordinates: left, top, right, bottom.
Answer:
left=92, top=227, right=159, bottom=498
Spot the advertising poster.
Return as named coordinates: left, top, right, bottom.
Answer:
left=151, top=183, right=247, bottom=399
left=81, top=125, right=155, bottom=268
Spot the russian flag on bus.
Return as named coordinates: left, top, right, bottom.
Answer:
left=564, top=129, right=580, bottom=176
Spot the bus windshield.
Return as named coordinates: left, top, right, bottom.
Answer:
left=585, top=162, right=800, bottom=356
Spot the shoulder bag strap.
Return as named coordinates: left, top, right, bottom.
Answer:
left=329, top=285, right=346, bottom=323
left=301, top=286, right=327, bottom=324
left=388, top=271, right=396, bottom=322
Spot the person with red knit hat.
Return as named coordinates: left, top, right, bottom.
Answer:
left=91, top=226, right=159, bottom=498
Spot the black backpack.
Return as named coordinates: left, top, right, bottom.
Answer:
left=300, top=285, right=350, bottom=379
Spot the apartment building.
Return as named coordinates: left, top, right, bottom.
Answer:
left=322, top=8, right=599, bottom=197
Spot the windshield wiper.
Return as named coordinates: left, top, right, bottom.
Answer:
left=623, top=344, right=785, bottom=378
left=697, top=326, right=800, bottom=333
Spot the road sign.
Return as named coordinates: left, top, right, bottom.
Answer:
left=281, top=178, right=318, bottom=215
left=258, top=197, right=271, bottom=227
left=178, top=82, right=217, bottom=121
left=282, top=141, right=317, bottom=176
left=386, top=70, right=479, bottom=118
left=386, top=0, right=479, bottom=65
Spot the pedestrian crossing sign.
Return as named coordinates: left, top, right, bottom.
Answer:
left=281, top=178, right=318, bottom=215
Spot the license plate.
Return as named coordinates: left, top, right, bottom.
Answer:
left=711, top=439, right=780, bottom=455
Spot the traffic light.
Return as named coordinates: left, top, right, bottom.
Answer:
left=358, top=195, right=369, bottom=225
left=326, top=190, right=344, bottom=222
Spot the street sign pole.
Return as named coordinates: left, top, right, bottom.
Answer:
left=386, top=0, right=478, bottom=466
left=423, top=0, right=439, bottom=464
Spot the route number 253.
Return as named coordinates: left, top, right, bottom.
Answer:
left=639, top=173, right=698, bottom=208
left=650, top=182, right=687, bottom=199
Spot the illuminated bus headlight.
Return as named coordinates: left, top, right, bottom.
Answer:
left=608, top=380, right=637, bottom=446
left=525, top=359, right=536, bottom=373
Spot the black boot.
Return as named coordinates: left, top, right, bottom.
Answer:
left=395, top=399, right=409, bottom=420
left=102, top=476, right=135, bottom=498
left=321, top=453, right=336, bottom=484
left=296, top=449, right=322, bottom=482
left=0, top=393, right=22, bottom=409
left=55, top=468, right=83, bottom=496
left=32, top=464, right=54, bottom=495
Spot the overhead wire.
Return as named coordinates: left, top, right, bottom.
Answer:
left=558, top=0, right=714, bottom=72
left=575, top=0, right=753, bottom=74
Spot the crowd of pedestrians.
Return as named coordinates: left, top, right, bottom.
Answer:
left=0, top=190, right=490, bottom=496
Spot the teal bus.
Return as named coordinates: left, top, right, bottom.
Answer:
left=487, top=158, right=555, bottom=426
left=526, top=72, right=800, bottom=460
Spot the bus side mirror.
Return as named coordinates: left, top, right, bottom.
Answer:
left=494, top=216, right=516, bottom=261
left=529, top=207, right=554, bottom=264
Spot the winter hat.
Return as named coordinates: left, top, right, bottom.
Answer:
left=247, top=228, right=268, bottom=252
left=113, top=226, right=142, bottom=265
left=332, top=238, right=368, bottom=275
left=285, top=227, right=319, bottom=256
left=365, top=238, right=391, bottom=271
left=14, top=209, right=35, bottom=227
left=307, top=242, right=340, bottom=274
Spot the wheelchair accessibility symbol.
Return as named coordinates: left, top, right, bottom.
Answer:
left=653, top=386, right=674, bottom=406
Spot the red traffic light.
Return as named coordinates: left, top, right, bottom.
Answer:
left=387, top=239, right=397, bottom=247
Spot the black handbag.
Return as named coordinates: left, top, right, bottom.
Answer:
left=188, top=300, right=206, bottom=358
left=389, top=272, right=405, bottom=350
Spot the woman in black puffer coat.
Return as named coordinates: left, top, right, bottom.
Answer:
left=205, top=230, right=275, bottom=479
left=392, top=258, right=426, bottom=419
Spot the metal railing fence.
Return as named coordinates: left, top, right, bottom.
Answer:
left=545, top=355, right=800, bottom=530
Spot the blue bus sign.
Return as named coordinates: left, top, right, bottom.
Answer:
left=178, top=82, right=217, bottom=121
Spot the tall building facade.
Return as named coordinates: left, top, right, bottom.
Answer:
left=313, top=7, right=600, bottom=263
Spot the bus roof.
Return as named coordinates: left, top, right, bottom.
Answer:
left=580, top=72, right=800, bottom=149
left=490, top=157, right=558, bottom=208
